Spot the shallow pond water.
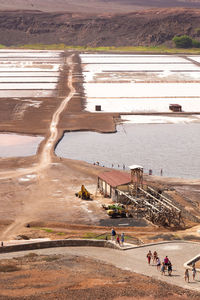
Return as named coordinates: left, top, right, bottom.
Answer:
left=0, top=133, right=43, bottom=157
left=55, top=123, right=200, bottom=179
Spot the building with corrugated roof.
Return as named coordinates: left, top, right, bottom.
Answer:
left=98, top=165, right=144, bottom=201
left=97, top=170, right=131, bottom=199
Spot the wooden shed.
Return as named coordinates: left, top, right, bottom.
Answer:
left=97, top=170, right=131, bottom=200
left=169, top=104, right=182, bottom=112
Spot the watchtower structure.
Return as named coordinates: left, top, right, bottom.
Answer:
left=129, top=165, right=143, bottom=194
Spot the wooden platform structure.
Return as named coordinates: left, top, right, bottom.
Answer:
left=115, top=165, right=184, bottom=228
left=115, top=185, right=184, bottom=228
left=97, top=165, right=184, bottom=228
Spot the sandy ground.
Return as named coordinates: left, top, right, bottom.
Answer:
left=0, top=50, right=200, bottom=243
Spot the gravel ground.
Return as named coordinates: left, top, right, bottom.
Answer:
left=0, top=245, right=200, bottom=300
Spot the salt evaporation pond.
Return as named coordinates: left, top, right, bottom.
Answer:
left=56, top=123, right=200, bottom=179
left=81, top=54, right=200, bottom=113
left=0, top=134, right=43, bottom=157
left=0, top=50, right=62, bottom=98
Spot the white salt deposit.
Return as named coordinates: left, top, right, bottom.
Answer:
left=81, top=54, right=200, bottom=113
left=84, top=83, right=200, bottom=98
left=83, top=63, right=199, bottom=72
left=0, top=77, right=58, bottom=83
left=86, top=98, right=200, bottom=113
left=0, top=90, right=56, bottom=97
left=0, top=50, right=63, bottom=97
left=19, top=174, right=37, bottom=182
left=0, top=72, right=60, bottom=77
left=0, top=83, right=57, bottom=89
left=0, top=51, right=62, bottom=57
left=21, top=99, right=42, bottom=108
left=188, top=56, right=200, bottom=63
left=121, top=115, right=200, bottom=124
left=0, top=66, right=60, bottom=71
left=80, top=54, right=188, bottom=63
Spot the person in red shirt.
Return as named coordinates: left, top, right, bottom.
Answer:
left=164, top=256, right=169, bottom=266
left=146, top=250, right=152, bottom=265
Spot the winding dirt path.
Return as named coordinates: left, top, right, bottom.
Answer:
left=0, top=54, right=75, bottom=240
left=0, top=54, right=75, bottom=180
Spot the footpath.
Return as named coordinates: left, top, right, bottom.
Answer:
left=0, top=241, right=199, bottom=292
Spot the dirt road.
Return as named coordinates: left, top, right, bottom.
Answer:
left=0, top=54, right=78, bottom=240
left=0, top=54, right=75, bottom=180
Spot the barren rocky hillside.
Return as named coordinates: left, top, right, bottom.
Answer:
left=1, top=0, right=200, bottom=13
left=0, top=8, right=200, bottom=47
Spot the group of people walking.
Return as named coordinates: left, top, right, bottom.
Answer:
left=184, top=263, right=197, bottom=282
left=146, top=250, right=173, bottom=276
left=147, top=250, right=198, bottom=282
left=111, top=228, right=125, bottom=246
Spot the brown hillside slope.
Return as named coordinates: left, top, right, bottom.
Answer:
left=1, top=0, right=200, bottom=13
left=0, top=8, right=200, bottom=47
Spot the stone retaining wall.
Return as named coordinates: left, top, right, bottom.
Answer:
left=0, top=239, right=120, bottom=254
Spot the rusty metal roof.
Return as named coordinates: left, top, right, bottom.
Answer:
left=98, top=170, right=131, bottom=187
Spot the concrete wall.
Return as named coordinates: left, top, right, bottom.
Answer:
left=0, top=239, right=120, bottom=254
left=184, top=253, right=200, bottom=272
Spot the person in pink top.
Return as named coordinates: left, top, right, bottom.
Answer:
left=164, top=256, right=169, bottom=266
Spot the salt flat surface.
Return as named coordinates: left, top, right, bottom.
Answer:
left=83, top=63, right=198, bottom=72
left=81, top=54, right=188, bottom=63
left=84, top=83, right=200, bottom=98
left=121, top=115, right=200, bottom=124
left=188, top=56, right=200, bottom=63
left=81, top=55, right=187, bottom=64
left=0, top=51, right=62, bottom=57
left=0, top=66, right=60, bottom=71
left=0, top=72, right=60, bottom=77
left=0, top=90, right=57, bottom=97
left=0, top=58, right=61, bottom=63
left=84, top=71, right=200, bottom=82
left=0, top=77, right=58, bottom=83
left=81, top=54, right=200, bottom=113
left=86, top=98, right=200, bottom=112
left=0, top=83, right=57, bottom=89
left=0, top=50, right=63, bottom=97
left=0, top=133, right=43, bottom=157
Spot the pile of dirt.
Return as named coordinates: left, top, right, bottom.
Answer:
left=0, top=8, right=200, bottom=47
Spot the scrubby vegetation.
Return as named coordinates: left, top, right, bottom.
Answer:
left=173, top=35, right=200, bottom=48
left=9, top=43, right=200, bottom=53
left=0, top=42, right=200, bottom=53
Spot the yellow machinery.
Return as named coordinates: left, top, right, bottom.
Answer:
left=75, top=185, right=91, bottom=200
left=102, top=204, right=128, bottom=218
